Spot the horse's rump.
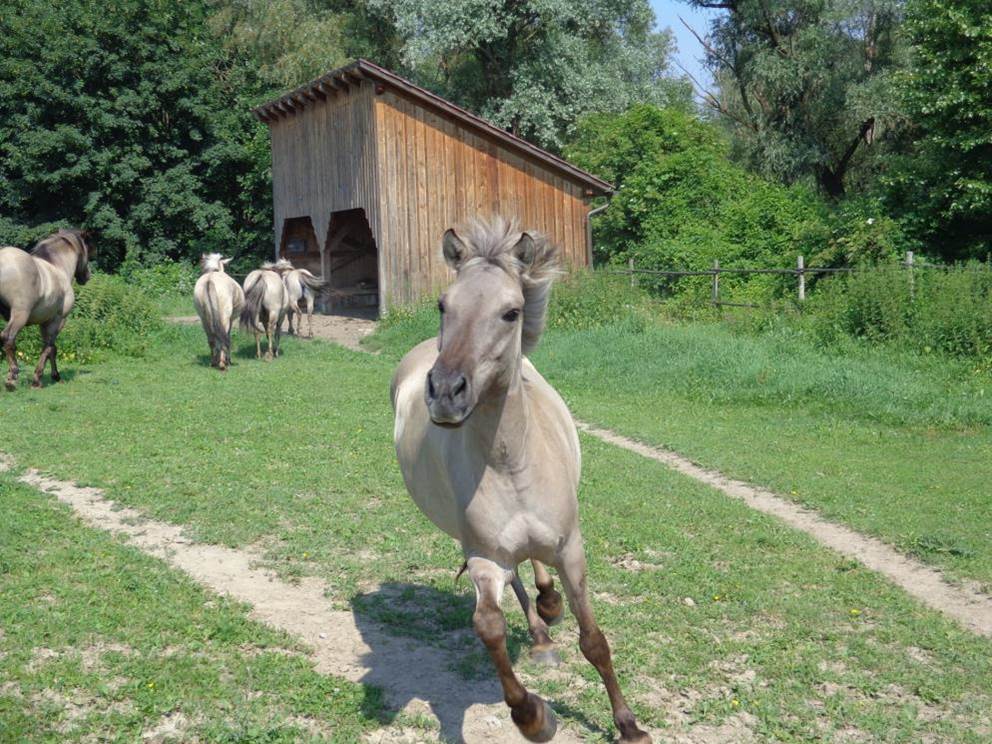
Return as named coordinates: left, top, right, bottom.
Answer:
left=239, top=277, right=267, bottom=332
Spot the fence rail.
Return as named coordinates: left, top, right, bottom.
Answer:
left=606, top=251, right=932, bottom=307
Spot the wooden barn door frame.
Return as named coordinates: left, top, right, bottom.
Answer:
left=322, top=208, right=380, bottom=313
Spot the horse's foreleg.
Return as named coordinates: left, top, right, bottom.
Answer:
left=1, top=310, right=28, bottom=391
left=306, top=297, right=315, bottom=338
left=255, top=326, right=262, bottom=359
left=286, top=308, right=295, bottom=335
left=556, top=541, right=651, bottom=744
left=532, top=559, right=564, bottom=626
left=510, top=574, right=560, bottom=667
left=470, top=557, right=557, bottom=743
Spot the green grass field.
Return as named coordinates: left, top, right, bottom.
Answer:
left=2, top=323, right=991, bottom=741
left=0, top=474, right=382, bottom=743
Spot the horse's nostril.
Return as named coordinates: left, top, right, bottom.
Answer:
left=453, top=376, right=467, bottom=397
left=427, top=371, right=436, bottom=399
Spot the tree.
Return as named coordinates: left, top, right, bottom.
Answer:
left=883, top=0, right=992, bottom=260
left=0, top=0, right=271, bottom=268
left=565, top=105, right=832, bottom=279
left=367, top=0, right=692, bottom=150
left=682, top=0, right=908, bottom=199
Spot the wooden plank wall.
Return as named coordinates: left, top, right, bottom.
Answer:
left=372, top=90, right=590, bottom=309
left=269, top=82, right=592, bottom=311
left=269, top=81, right=385, bottom=299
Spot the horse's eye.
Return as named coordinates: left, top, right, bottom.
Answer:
left=502, top=309, right=520, bottom=322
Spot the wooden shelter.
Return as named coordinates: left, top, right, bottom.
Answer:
left=253, top=59, right=613, bottom=313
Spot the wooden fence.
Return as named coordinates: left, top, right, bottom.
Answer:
left=609, top=251, right=932, bottom=309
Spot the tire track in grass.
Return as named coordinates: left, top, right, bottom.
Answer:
left=577, top=422, right=992, bottom=638
left=0, top=453, right=585, bottom=744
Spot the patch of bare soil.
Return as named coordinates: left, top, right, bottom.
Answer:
left=300, top=311, right=377, bottom=352
left=4, top=455, right=596, bottom=744
left=167, top=310, right=377, bottom=352
left=577, top=422, right=992, bottom=638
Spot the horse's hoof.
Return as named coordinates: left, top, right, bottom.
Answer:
left=31, top=381, right=41, bottom=389
left=530, top=644, right=562, bottom=668
left=514, top=697, right=557, bottom=743
left=51, top=374, right=61, bottom=383
left=5, top=380, right=15, bottom=392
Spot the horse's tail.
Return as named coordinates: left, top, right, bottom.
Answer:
left=205, top=279, right=230, bottom=351
left=239, top=278, right=266, bottom=333
left=297, top=270, right=328, bottom=297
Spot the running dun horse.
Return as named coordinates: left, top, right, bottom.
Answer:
left=391, top=218, right=651, bottom=743
left=239, top=263, right=288, bottom=360
left=193, top=253, right=244, bottom=371
left=269, top=258, right=327, bottom=337
left=0, top=229, right=92, bottom=391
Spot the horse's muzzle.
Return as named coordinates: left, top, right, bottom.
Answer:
left=425, top=363, right=473, bottom=426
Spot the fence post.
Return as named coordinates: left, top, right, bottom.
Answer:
left=906, top=250, right=914, bottom=300
left=797, top=255, right=806, bottom=302
left=712, top=259, right=720, bottom=306
left=628, top=257, right=636, bottom=288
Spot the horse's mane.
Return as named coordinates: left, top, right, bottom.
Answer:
left=262, top=258, right=293, bottom=273
left=452, top=216, right=560, bottom=353
left=31, top=228, right=86, bottom=263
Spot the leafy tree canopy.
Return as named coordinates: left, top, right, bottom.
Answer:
left=0, top=0, right=270, bottom=269
left=882, top=0, right=992, bottom=260
left=565, top=104, right=906, bottom=296
left=368, top=0, right=692, bottom=151
left=682, top=0, right=908, bottom=199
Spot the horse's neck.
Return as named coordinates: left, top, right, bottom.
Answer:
left=39, top=249, right=77, bottom=281
left=464, top=366, right=531, bottom=472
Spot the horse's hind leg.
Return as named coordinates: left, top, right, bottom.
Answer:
left=532, top=559, right=564, bottom=626
left=1, top=310, right=28, bottom=391
left=305, top=296, right=315, bottom=338
left=510, top=574, right=560, bottom=667
left=31, top=318, right=64, bottom=388
left=470, top=557, right=557, bottom=743
left=556, top=540, right=651, bottom=744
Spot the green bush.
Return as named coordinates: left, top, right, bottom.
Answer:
left=547, top=270, right=648, bottom=334
left=14, top=273, right=164, bottom=364
left=120, top=259, right=199, bottom=298
left=803, top=264, right=992, bottom=359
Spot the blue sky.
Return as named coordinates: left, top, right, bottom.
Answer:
left=649, top=0, right=719, bottom=92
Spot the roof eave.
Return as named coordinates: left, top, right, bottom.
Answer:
left=251, top=59, right=614, bottom=197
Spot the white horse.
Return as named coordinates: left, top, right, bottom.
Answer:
left=239, top=264, right=288, bottom=360
left=193, top=253, right=244, bottom=371
left=269, top=258, right=327, bottom=338
left=391, top=217, right=650, bottom=744
left=0, top=229, right=92, bottom=390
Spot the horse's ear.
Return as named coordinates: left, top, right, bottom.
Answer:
left=221, top=257, right=232, bottom=266
left=513, top=232, right=536, bottom=268
left=442, top=229, right=467, bottom=270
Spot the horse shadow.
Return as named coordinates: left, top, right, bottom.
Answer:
left=349, top=581, right=607, bottom=743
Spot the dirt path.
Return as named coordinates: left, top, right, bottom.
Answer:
left=577, top=423, right=992, bottom=638
left=167, top=312, right=376, bottom=352
left=0, top=453, right=587, bottom=744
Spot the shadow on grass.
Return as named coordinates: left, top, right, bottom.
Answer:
left=350, top=581, right=608, bottom=743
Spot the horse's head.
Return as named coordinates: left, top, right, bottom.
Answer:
left=68, top=229, right=93, bottom=284
left=200, top=253, right=232, bottom=273
left=425, top=217, right=559, bottom=427
left=272, top=258, right=294, bottom=275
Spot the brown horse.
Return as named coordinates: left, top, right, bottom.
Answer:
left=391, top=217, right=650, bottom=743
left=0, top=229, right=92, bottom=391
